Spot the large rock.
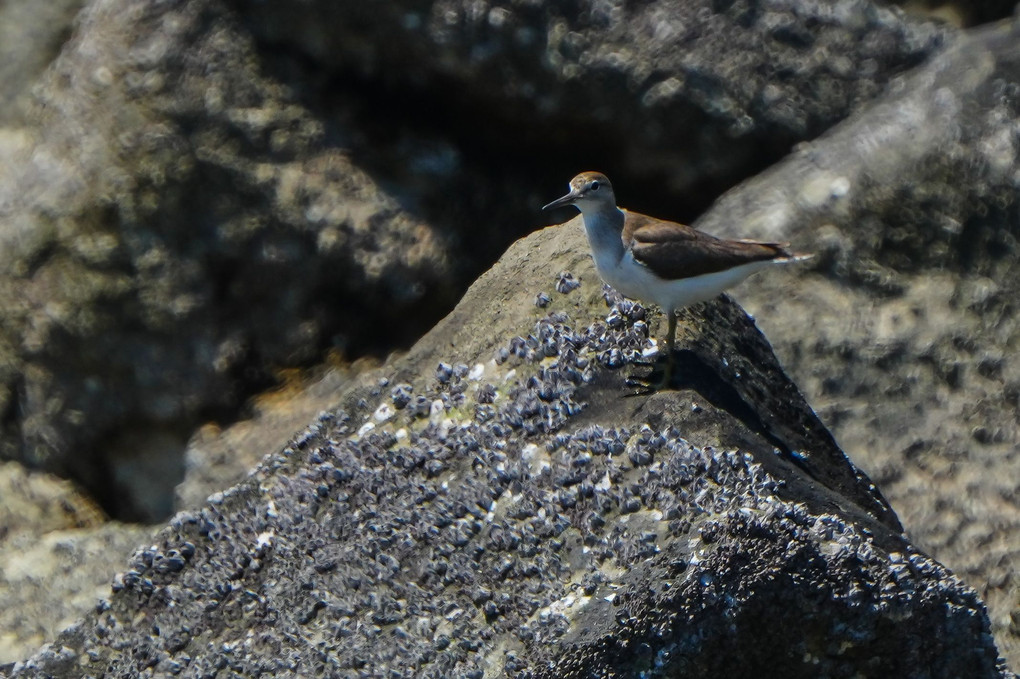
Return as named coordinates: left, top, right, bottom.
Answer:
left=0, top=0, right=453, bottom=520
left=0, top=461, right=155, bottom=664
left=0, top=0, right=970, bottom=523
left=233, top=0, right=949, bottom=196
left=0, top=0, right=85, bottom=124
left=2, top=0, right=1019, bottom=669
left=0, top=522, right=155, bottom=666
left=2, top=223, right=1010, bottom=677
left=174, top=364, right=364, bottom=511
left=686, top=19, right=1020, bottom=666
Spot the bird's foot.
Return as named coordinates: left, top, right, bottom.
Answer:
left=625, top=359, right=673, bottom=394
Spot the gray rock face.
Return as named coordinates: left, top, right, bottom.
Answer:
left=687, top=20, right=1020, bottom=667
left=0, top=520, right=154, bottom=666
left=233, top=0, right=949, bottom=194
left=0, top=0, right=963, bottom=522
left=2, top=0, right=1019, bottom=670
left=3, top=224, right=1010, bottom=677
left=174, top=365, right=362, bottom=511
left=0, top=461, right=155, bottom=664
left=0, top=0, right=85, bottom=125
left=0, top=0, right=453, bottom=520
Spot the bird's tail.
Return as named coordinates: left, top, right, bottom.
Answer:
left=778, top=250, right=813, bottom=263
left=736, top=239, right=813, bottom=262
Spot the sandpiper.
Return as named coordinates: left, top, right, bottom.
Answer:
left=543, top=171, right=809, bottom=387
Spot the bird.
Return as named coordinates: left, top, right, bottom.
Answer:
left=543, top=171, right=809, bottom=388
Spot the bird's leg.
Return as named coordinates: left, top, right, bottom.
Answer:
left=626, top=310, right=677, bottom=393
left=662, top=311, right=677, bottom=386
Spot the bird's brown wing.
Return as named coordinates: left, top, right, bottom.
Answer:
left=623, top=211, right=794, bottom=279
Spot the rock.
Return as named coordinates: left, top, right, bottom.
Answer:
left=0, top=461, right=155, bottom=664
left=891, top=0, right=1020, bottom=28
left=235, top=0, right=950, bottom=196
left=2, top=1, right=1018, bottom=669
left=0, top=523, right=155, bottom=666
left=685, top=18, right=1020, bottom=670
left=3, top=223, right=1009, bottom=677
left=0, top=461, right=105, bottom=537
left=0, top=0, right=977, bottom=525
left=0, top=0, right=85, bottom=124
left=174, top=363, right=367, bottom=511
left=0, top=0, right=453, bottom=520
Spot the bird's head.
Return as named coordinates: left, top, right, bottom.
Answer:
left=543, top=172, right=615, bottom=214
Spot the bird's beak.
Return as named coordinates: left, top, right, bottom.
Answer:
left=542, top=189, right=580, bottom=211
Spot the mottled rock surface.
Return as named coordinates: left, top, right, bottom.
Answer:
left=0, top=461, right=105, bottom=538
left=0, top=0, right=453, bottom=520
left=0, top=0, right=969, bottom=522
left=233, top=0, right=949, bottom=201
left=689, top=20, right=1020, bottom=666
left=2, top=0, right=1019, bottom=671
left=0, top=0, right=85, bottom=124
left=0, top=461, right=156, bottom=664
left=174, top=364, right=366, bottom=511
left=0, top=522, right=155, bottom=665
left=2, top=224, right=1010, bottom=678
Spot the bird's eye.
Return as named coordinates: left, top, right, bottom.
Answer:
left=590, top=180, right=600, bottom=191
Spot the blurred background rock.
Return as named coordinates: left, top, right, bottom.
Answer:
left=0, top=0, right=1017, bottom=668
